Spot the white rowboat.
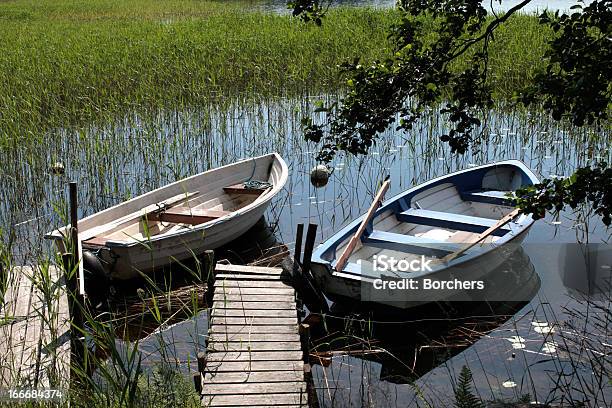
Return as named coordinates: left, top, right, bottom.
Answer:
left=46, top=153, right=288, bottom=279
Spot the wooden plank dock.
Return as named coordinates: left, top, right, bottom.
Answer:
left=200, top=263, right=309, bottom=407
left=0, top=264, right=70, bottom=388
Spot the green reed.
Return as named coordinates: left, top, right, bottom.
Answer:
left=0, top=0, right=557, bottom=142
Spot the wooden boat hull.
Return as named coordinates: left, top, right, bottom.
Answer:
left=46, top=153, right=288, bottom=279
left=310, top=160, right=540, bottom=310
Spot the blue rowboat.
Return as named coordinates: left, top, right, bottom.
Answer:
left=310, top=160, right=540, bottom=310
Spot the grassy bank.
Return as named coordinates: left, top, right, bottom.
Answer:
left=0, top=0, right=552, bottom=136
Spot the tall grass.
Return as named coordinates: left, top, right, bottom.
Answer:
left=0, top=1, right=397, bottom=135
left=0, top=0, right=554, bottom=140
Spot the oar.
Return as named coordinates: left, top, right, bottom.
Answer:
left=335, top=176, right=391, bottom=272
left=439, top=208, right=521, bottom=264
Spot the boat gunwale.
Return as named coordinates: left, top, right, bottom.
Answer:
left=44, top=153, right=289, bottom=248
left=311, top=159, right=540, bottom=279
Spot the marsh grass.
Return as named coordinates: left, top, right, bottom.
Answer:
left=0, top=0, right=558, bottom=141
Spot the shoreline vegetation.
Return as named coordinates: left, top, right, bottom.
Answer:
left=0, top=0, right=552, bottom=136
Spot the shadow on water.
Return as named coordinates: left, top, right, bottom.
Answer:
left=100, top=217, right=283, bottom=342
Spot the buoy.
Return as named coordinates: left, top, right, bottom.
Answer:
left=50, top=162, right=65, bottom=175
left=310, top=164, right=330, bottom=188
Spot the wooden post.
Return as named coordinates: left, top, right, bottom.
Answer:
left=301, top=224, right=318, bottom=277
left=197, top=351, right=207, bottom=373
left=65, top=182, right=87, bottom=385
left=193, top=373, right=202, bottom=394
left=204, top=250, right=215, bottom=305
left=299, top=323, right=310, bottom=363
left=294, top=223, right=304, bottom=268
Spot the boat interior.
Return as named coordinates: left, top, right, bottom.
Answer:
left=331, top=181, right=522, bottom=275
left=82, top=183, right=271, bottom=247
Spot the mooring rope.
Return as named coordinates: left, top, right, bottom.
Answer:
left=243, top=157, right=272, bottom=190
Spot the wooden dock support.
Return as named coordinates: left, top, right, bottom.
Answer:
left=292, top=223, right=328, bottom=313
left=201, top=263, right=308, bottom=407
left=65, top=181, right=89, bottom=383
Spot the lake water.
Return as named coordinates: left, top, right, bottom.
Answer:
left=1, top=95, right=610, bottom=405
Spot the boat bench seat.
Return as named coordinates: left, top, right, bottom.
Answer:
left=223, top=183, right=268, bottom=196
left=460, top=190, right=515, bottom=206
left=151, top=208, right=231, bottom=225
left=363, top=230, right=463, bottom=258
left=397, top=209, right=510, bottom=237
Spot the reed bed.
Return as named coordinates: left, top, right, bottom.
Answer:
left=0, top=0, right=555, bottom=141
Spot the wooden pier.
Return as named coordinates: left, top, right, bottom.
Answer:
left=199, top=263, right=310, bottom=407
left=0, top=265, right=70, bottom=388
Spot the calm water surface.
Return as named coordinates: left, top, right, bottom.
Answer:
left=1, top=95, right=610, bottom=406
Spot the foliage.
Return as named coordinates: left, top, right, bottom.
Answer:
left=520, top=1, right=611, bottom=126
left=453, top=365, right=484, bottom=408
left=516, top=161, right=612, bottom=226
left=292, top=0, right=611, bottom=224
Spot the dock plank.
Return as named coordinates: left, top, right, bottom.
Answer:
left=210, top=317, right=298, bottom=326
left=211, top=301, right=296, bottom=310
left=202, top=381, right=307, bottom=395
left=213, top=293, right=296, bottom=302
left=216, top=264, right=284, bottom=276
left=206, top=351, right=303, bottom=362
left=203, top=360, right=304, bottom=372
left=212, top=309, right=297, bottom=318
left=207, top=341, right=302, bottom=352
left=0, top=265, right=70, bottom=389
left=214, top=280, right=290, bottom=289
left=203, top=370, right=304, bottom=383
left=209, top=325, right=299, bottom=334
left=203, top=393, right=307, bottom=407
left=213, top=287, right=295, bottom=296
left=207, top=333, right=300, bottom=343
left=202, top=264, right=307, bottom=406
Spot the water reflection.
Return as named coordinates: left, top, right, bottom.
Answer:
left=559, top=243, right=612, bottom=299
left=306, top=248, right=541, bottom=389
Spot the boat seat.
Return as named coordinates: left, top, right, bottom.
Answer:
left=460, top=190, right=515, bottom=206
left=223, top=183, right=269, bottom=196
left=363, top=230, right=464, bottom=258
left=396, top=209, right=510, bottom=237
left=150, top=208, right=231, bottom=225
